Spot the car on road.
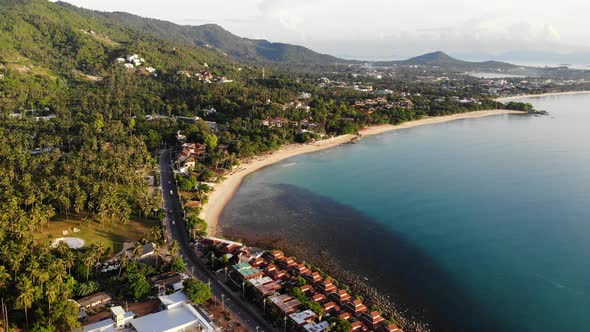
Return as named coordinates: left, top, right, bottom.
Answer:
left=168, top=181, right=171, bottom=184
left=168, top=209, right=172, bottom=214
left=172, top=220, right=175, bottom=225
left=170, top=190, right=173, bottom=195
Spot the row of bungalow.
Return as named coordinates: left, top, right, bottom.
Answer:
left=197, top=237, right=403, bottom=332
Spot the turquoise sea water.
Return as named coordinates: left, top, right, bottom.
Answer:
left=220, top=94, right=590, bottom=331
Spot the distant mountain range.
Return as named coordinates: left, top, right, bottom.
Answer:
left=375, top=51, right=519, bottom=71
left=56, top=2, right=347, bottom=65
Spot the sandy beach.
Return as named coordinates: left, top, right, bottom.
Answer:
left=200, top=109, right=525, bottom=235
left=496, top=90, right=590, bottom=102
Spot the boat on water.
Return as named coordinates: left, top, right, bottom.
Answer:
left=350, top=136, right=362, bottom=144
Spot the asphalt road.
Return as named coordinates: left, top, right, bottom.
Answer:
left=159, top=150, right=277, bottom=332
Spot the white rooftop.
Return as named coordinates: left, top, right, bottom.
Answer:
left=159, top=290, right=189, bottom=310
left=171, top=281, right=184, bottom=291
left=249, top=276, right=273, bottom=287
left=75, top=319, right=115, bottom=332
left=131, top=302, right=215, bottom=332
left=111, top=306, right=125, bottom=316
left=289, top=310, right=316, bottom=325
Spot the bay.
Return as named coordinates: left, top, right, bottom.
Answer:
left=220, top=93, right=590, bottom=331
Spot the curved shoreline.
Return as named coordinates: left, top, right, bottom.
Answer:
left=496, top=90, right=590, bottom=102
left=200, top=109, right=525, bottom=235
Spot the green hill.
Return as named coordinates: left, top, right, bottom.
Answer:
left=0, top=0, right=228, bottom=79
left=55, top=2, right=349, bottom=65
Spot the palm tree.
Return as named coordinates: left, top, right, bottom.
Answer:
left=83, top=253, right=94, bottom=281
left=63, top=250, right=75, bottom=274
left=15, top=276, right=35, bottom=327
left=153, top=245, right=161, bottom=265
left=26, top=261, right=41, bottom=285
left=118, top=253, right=129, bottom=277
left=170, top=240, right=180, bottom=257
left=50, top=260, right=66, bottom=285
left=45, top=281, right=58, bottom=322
left=0, top=266, right=10, bottom=291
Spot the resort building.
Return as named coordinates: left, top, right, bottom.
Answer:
left=290, top=263, right=311, bottom=276
left=351, top=321, right=367, bottom=331
left=329, top=289, right=352, bottom=306
left=267, top=250, right=284, bottom=260
left=300, top=284, right=314, bottom=295
left=278, top=256, right=297, bottom=269
left=343, top=299, right=368, bottom=316
left=311, top=293, right=327, bottom=303
left=321, top=301, right=339, bottom=315
left=378, top=323, right=404, bottom=332
left=304, top=272, right=323, bottom=284
left=339, top=312, right=351, bottom=321
left=361, top=311, right=386, bottom=330
left=316, top=280, right=337, bottom=294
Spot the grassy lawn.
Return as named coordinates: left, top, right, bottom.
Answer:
left=36, top=214, right=159, bottom=253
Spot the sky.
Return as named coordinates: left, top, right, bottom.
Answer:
left=56, top=0, right=590, bottom=63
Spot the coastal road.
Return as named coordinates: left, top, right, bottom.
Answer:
left=159, top=150, right=277, bottom=332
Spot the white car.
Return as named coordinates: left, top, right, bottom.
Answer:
left=170, top=190, right=173, bottom=195
left=172, top=220, right=176, bottom=225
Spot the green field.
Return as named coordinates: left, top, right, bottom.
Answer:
left=36, top=215, right=159, bottom=253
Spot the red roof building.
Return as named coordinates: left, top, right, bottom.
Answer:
left=304, top=272, right=323, bottom=284
left=251, top=257, right=265, bottom=268
left=322, top=301, right=339, bottom=315
left=351, top=321, right=366, bottom=331
left=300, top=284, right=314, bottom=294
left=290, top=263, right=311, bottom=276
left=361, top=311, right=385, bottom=330
left=278, top=257, right=297, bottom=269
left=339, top=312, right=351, bottom=321
left=311, top=293, right=327, bottom=303
left=317, top=280, right=337, bottom=294
left=268, top=250, right=284, bottom=260
left=378, top=323, right=403, bottom=332
left=343, top=299, right=368, bottom=317
left=329, top=289, right=352, bottom=306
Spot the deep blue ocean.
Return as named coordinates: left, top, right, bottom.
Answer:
left=220, top=94, right=590, bottom=331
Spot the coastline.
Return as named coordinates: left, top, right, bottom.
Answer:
left=200, top=109, right=525, bottom=235
left=496, top=90, right=590, bottom=102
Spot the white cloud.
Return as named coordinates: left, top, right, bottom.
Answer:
left=56, top=0, right=589, bottom=60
